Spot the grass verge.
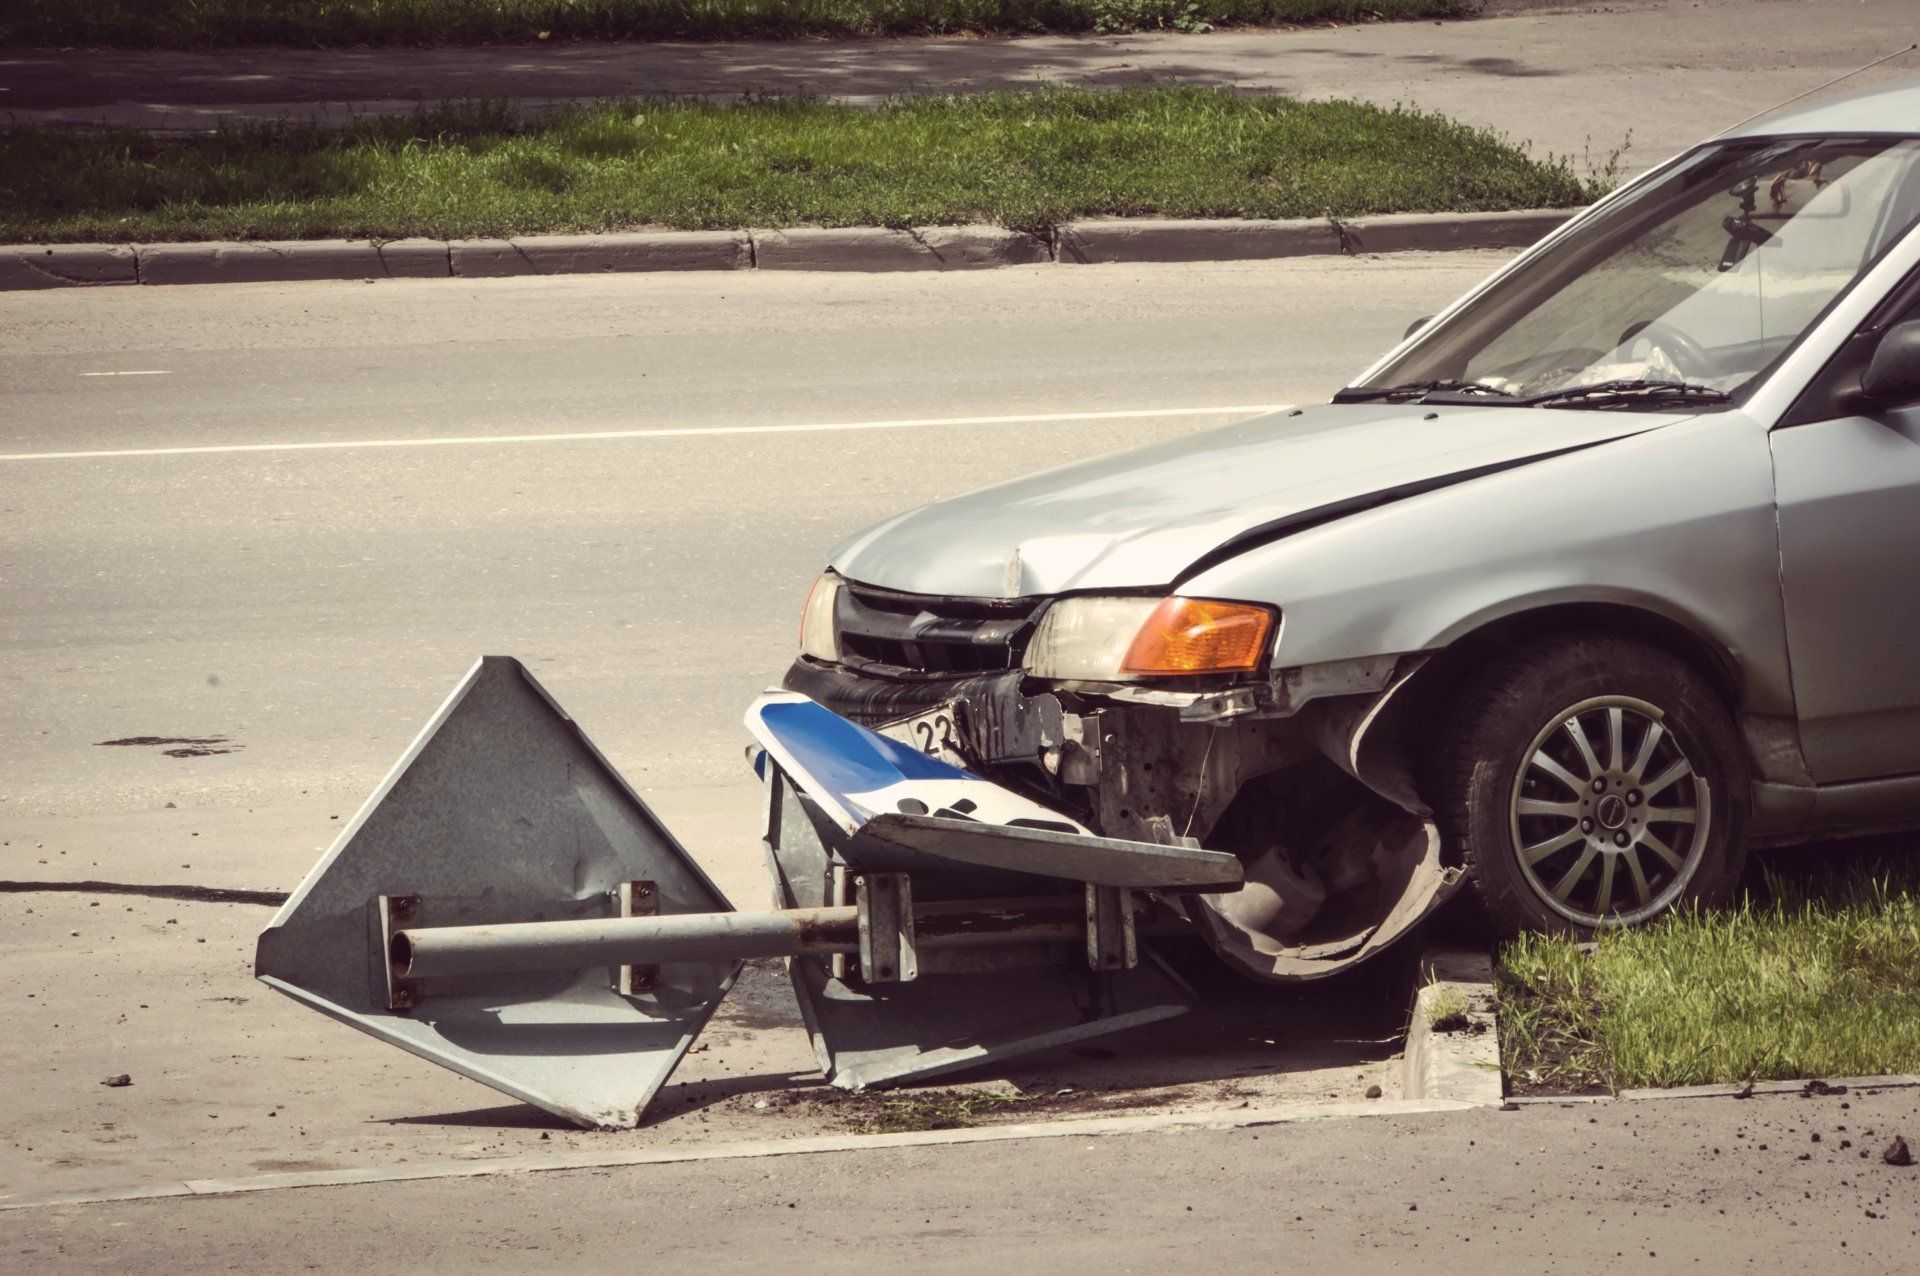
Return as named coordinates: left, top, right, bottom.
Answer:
left=1498, top=858, right=1920, bottom=1093
left=0, top=1, right=1475, bottom=49
left=0, top=89, right=1600, bottom=243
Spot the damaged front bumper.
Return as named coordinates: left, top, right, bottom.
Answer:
left=783, top=652, right=1465, bottom=981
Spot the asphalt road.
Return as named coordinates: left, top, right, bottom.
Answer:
left=4, top=255, right=1917, bottom=1270
left=7, top=0, right=1915, bottom=176
left=0, top=253, right=1502, bottom=908
left=0, top=251, right=1482, bottom=1228
left=0, top=255, right=1483, bottom=1226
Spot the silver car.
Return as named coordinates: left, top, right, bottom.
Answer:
left=782, top=77, right=1920, bottom=979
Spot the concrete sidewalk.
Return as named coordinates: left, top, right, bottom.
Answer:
left=7, top=1085, right=1917, bottom=1270
left=5, top=0, right=1915, bottom=176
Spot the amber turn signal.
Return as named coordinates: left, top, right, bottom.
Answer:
left=1121, top=597, right=1275, bottom=675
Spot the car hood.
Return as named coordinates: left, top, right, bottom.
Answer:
left=829, top=403, right=1688, bottom=598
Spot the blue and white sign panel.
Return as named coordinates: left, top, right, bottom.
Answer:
left=745, top=690, right=1089, bottom=839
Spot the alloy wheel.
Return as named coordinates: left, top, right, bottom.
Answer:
left=1507, top=695, right=1711, bottom=927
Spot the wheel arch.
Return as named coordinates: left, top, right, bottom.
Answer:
left=1365, top=600, right=1749, bottom=786
left=1424, top=601, right=1742, bottom=709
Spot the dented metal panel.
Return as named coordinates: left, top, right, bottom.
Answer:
left=758, top=761, right=1199, bottom=1089
left=254, top=656, right=738, bottom=1130
left=827, top=405, right=1677, bottom=598
left=746, top=689, right=1242, bottom=890
left=786, top=949, right=1195, bottom=1091
left=1770, top=405, right=1920, bottom=782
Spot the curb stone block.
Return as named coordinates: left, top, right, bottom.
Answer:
left=448, top=239, right=537, bottom=277
left=138, top=240, right=384, bottom=284
left=512, top=231, right=751, bottom=273
left=1336, top=209, right=1574, bottom=255
left=911, top=226, right=1051, bottom=269
left=752, top=226, right=1043, bottom=271
left=751, top=227, right=925, bottom=272
left=376, top=238, right=452, bottom=278
left=0, top=244, right=138, bottom=289
left=1401, top=949, right=1503, bottom=1106
left=1058, top=218, right=1338, bottom=264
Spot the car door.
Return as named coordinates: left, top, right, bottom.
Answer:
left=1772, top=272, right=1920, bottom=783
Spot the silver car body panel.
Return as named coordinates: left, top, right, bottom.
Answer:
left=1182, top=411, right=1793, bottom=714
left=1772, top=401, right=1920, bottom=783
left=1722, top=75, right=1920, bottom=141
left=828, top=406, right=1680, bottom=599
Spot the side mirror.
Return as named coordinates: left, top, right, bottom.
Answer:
left=1404, top=315, right=1434, bottom=340
left=1860, top=319, right=1920, bottom=406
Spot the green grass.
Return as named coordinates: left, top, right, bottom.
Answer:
left=0, top=89, right=1600, bottom=243
left=1497, top=860, right=1920, bottom=1093
left=0, top=0, right=1475, bottom=48
left=1425, top=979, right=1473, bottom=1032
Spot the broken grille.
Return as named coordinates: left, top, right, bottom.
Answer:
left=834, top=580, right=1040, bottom=676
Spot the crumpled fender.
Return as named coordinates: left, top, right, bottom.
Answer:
left=1190, top=657, right=1468, bottom=981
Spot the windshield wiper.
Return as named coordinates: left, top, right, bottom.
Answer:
left=1333, top=379, right=1516, bottom=404
left=1517, top=379, right=1732, bottom=410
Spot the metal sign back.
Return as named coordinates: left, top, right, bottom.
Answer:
left=761, top=767, right=1196, bottom=1090
left=255, top=656, right=737, bottom=1129
left=789, top=951, right=1195, bottom=1091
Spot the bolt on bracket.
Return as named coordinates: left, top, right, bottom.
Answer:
left=614, top=880, right=659, bottom=996
left=372, top=893, right=421, bottom=1012
left=1084, top=884, right=1138, bottom=972
left=855, top=872, right=917, bottom=983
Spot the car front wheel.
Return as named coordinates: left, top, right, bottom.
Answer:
left=1430, top=633, right=1749, bottom=938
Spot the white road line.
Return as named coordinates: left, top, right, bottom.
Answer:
left=0, top=404, right=1287, bottom=463
left=79, top=370, right=172, bottom=377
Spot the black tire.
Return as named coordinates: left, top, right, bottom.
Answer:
left=1428, top=633, right=1749, bottom=939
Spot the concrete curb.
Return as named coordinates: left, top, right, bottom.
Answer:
left=448, top=230, right=752, bottom=277
left=754, top=225, right=1050, bottom=271
left=0, top=243, right=138, bottom=290
left=1337, top=209, right=1575, bottom=255
left=1059, top=217, right=1340, bottom=263
left=1402, top=950, right=1504, bottom=1107
left=138, top=239, right=384, bottom=286
left=0, top=209, right=1575, bottom=290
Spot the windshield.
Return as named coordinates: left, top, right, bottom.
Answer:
left=1349, top=136, right=1920, bottom=407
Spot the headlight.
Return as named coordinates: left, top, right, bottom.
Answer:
left=799, top=572, right=843, bottom=662
left=1025, top=595, right=1276, bottom=681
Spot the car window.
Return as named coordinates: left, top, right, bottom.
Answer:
left=1360, top=137, right=1920, bottom=404
left=1775, top=227, right=1920, bottom=427
left=1652, top=149, right=1913, bottom=357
